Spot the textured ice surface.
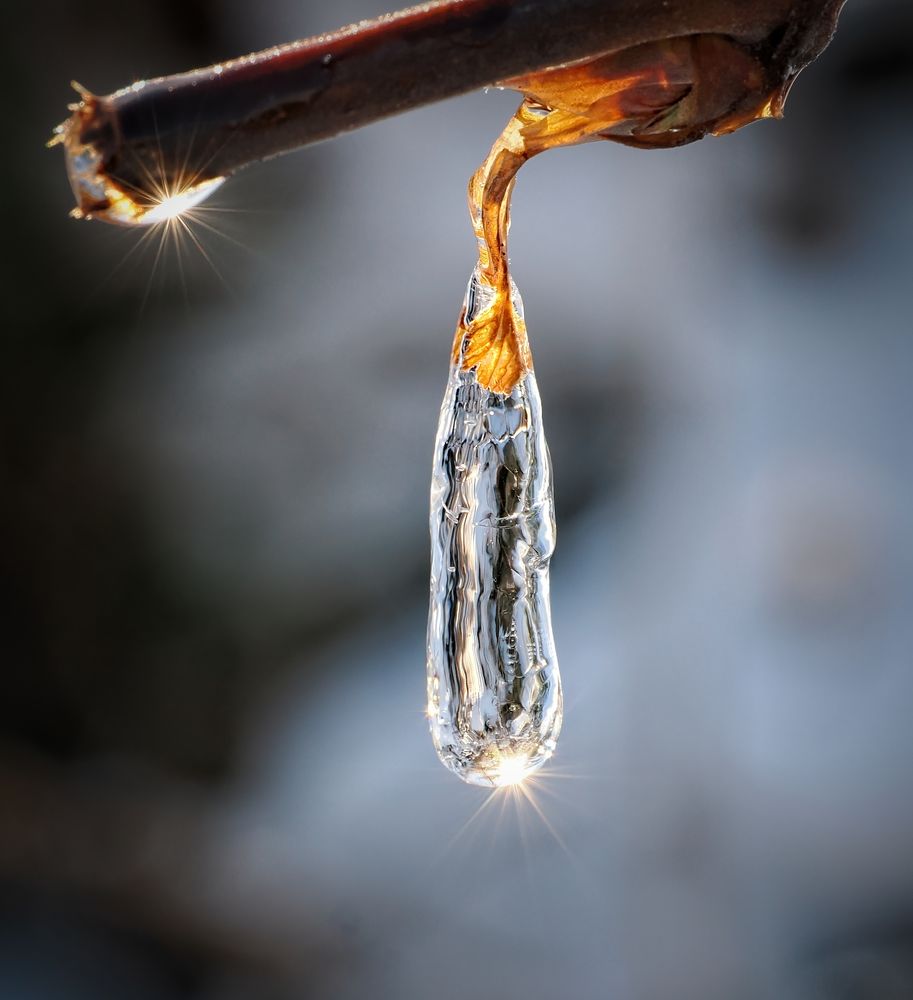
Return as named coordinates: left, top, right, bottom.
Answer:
left=426, top=273, right=562, bottom=786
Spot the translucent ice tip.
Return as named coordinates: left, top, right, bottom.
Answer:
left=133, top=178, right=226, bottom=226
left=66, top=137, right=225, bottom=226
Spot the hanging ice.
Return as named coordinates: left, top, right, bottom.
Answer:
left=426, top=270, right=563, bottom=787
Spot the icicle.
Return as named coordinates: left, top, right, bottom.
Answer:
left=426, top=268, right=562, bottom=787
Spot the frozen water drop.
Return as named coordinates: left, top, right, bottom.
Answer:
left=426, top=271, right=563, bottom=787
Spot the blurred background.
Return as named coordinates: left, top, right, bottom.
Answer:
left=3, top=1, right=913, bottom=997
